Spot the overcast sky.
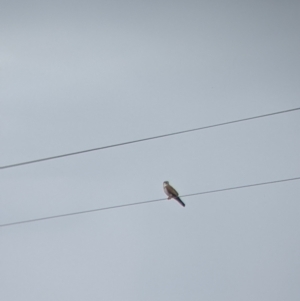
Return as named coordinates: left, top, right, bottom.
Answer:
left=1, top=0, right=300, bottom=300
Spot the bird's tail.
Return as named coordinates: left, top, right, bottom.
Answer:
left=175, top=197, right=185, bottom=207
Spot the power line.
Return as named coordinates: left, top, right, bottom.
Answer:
left=1, top=176, right=299, bottom=228
left=1, top=107, right=299, bottom=170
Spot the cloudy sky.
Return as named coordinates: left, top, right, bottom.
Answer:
left=1, top=0, right=300, bottom=300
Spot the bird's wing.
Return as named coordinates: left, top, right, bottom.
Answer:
left=167, top=184, right=179, bottom=197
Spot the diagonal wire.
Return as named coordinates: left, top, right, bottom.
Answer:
left=1, top=107, right=300, bottom=170
left=1, top=176, right=299, bottom=228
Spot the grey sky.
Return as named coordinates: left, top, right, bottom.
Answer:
left=1, top=0, right=300, bottom=300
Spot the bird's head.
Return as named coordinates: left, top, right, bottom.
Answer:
left=163, top=181, right=169, bottom=186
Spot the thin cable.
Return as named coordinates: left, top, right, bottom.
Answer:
left=1, top=176, right=299, bottom=228
left=1, top=107, right=299, bottom=170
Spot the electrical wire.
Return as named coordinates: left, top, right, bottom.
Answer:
left=1, top=176, right=299, bottom=228
left=1, top=107, right=299, bottom=170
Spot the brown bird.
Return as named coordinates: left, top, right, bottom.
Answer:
left=163, top=181, right=185, bottom=207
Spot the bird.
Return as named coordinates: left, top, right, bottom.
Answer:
left=163, top=181, right=185, bottom=207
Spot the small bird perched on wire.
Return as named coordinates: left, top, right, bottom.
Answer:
left=163, top=181, right=185, bottom=207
